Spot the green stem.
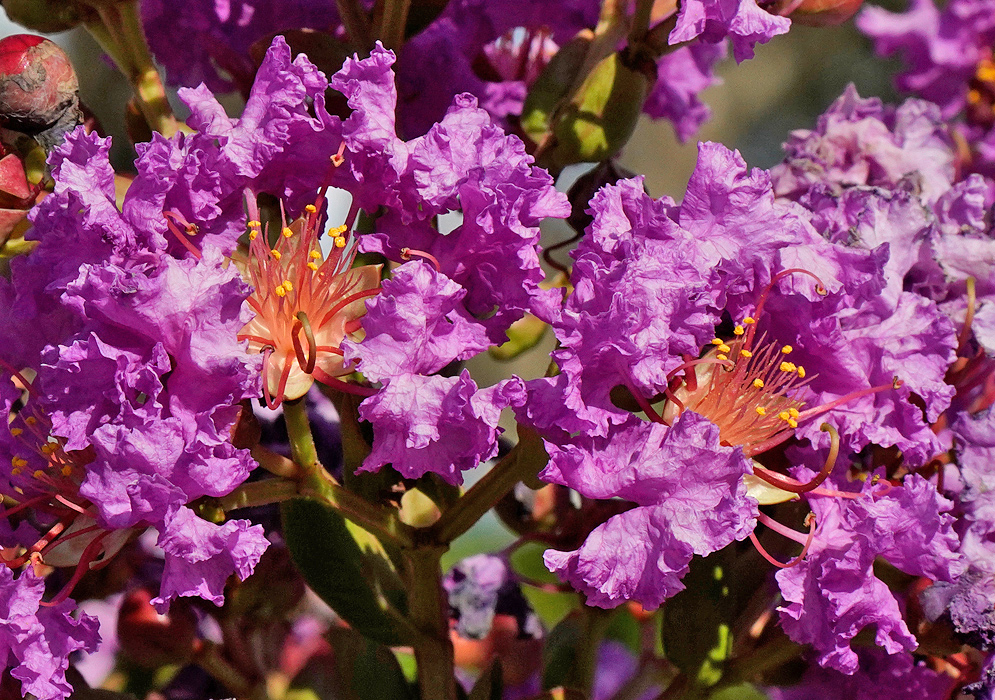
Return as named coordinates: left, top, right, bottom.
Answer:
left=406, top=545, right=456, bottom=700
left=83, top=0, right=183, bottom=136
left=193, top=641, right=254, bottom=698
left=628, top=0, right=656, bottom=46
left=336, top=0, right=374, bottom=55
left=217, top=478, right=298, bottom=513
left=713, top=632, right=802, bottom=690
left=379, top=0, right=412, bottom=50
left=429, top=424, right=549, bottom=544
left=282, top=398, right=414, bottom=548
left=564, top=605, right=615, bottom=694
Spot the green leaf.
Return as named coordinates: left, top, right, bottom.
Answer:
left=661, top=551, right=736, bottom=688
left=323, top=626, right=415, bottom=700
left=711, top=683, right=770, bottom=700
left=542, top=614, right=583, bottom=690
left=468, top=661, right=504, bottom=700
left=282, top=498, right=407, bottom=646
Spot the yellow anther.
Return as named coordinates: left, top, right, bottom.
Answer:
left=968, top=89, right=983, bottom=105
left=779, top=411, right=791, bottom=421
left=781, top=345, right=793, bottom=354
left=10, top=467, right=20, bottom=476
left=753, top=378, right=764, bottom=389
left=787, top=418, right=798, bottom=429
left=282, top=227, right=294, bottom=238
left=978, top=60, right=995, bottom=83
left=716, top=353, right=728, bottom=361
left=718, top=344, right=731, bottom=354
left=33, top=469, right=45, bottom=479
left=247, top=220, right=261, bottom=227
left=334, top=236, right=347, bottom=248
left=270, top=249, right=282, bottom=260
left=305, top=204, right=318, bottom=213
left=309, top=250, right=322, bottom=259
left=11, top=456, right=27, bottom=468
left=41, top=443, right=58, bottom=455
left=275, top=284, right=287, bottom=298
left=780, top=361, right=797, bottom=373
left=789, top=408, right=800, bottom=418
left=797, top=366, right=806, bottom=379
left=743, top=316, right=756, bottom=324
left=9, top=428, right=22, bottom=437
left=733, top=326, right=745, bottom=336
left=61, top=465, right=73, bottom=476
left=248, top=230, right=259, bottom=241
left=755, top=406, right=767, bottom=416
left=711, top=338, right=724, bottom=346
left=307, top=262, right=319, bottom=271
left=328, top=224, right=348, bottom=237
left=739, top=349, right=753, bottom=358
left=283, top=281, right=293, bottom=292
left=25, top=417, right=36, bottom=426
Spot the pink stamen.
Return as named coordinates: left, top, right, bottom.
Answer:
left=261, top=348, right=281, bottom=410
left=401, top=248, right=441, bottom=271
left=163, top=212, right=203, bottom=260
left=749, top=513, right=816, bottom=569
left=750, top=424, right=840, bottom=492
left=313, top=367, right=376, bottom=397
left=40, top=531, right=110, bottom=607
left=795, top=378, right=902, bottom=423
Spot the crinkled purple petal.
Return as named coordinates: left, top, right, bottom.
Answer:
left=670, top=0, right=790, bottom=62
left=542, top=412, right=757, bottom=609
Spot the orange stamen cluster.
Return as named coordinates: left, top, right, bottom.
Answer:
left=237, top=197, right=381, bottom=407
left=664, top=322, right=812, bottom=456
left=967, top=56, right=995, bottom=128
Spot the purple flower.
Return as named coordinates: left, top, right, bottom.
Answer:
left=141, top=0, right=344, bottom=93
left=0, top=567, right=99, bottom=700
left=644, top=42, right=728, bottom=142
left=541, top=412, right=758, bottom=609
left=342, top=261, right=490, bottom=384
left=444, top=554, right=541, bottom=641
left=359, top=372, right=526, bottom=485
left=154, top=506, right=270, bottom=611
left=335, top=45, right=570, bottom=340
left=669, top=0, right=791, bottom=62
left=857, top=0, right=995, bottom=120
left=776, top=474, right=962, bottom=673
left=125, top=37, right=343, bottom=255
left=770, top=85, right=957, bottom=205
left=768, top=648, right=949, bottom=700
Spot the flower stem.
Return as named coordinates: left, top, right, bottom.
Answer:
left=406, top=545, right=456, bottom=700
left=379, top=0, right=412, bottom=50
left=282, top=397, right=414, bottom=548
left=336, top=0, right=374, bottom=55
left=217, top=477, right=299, bottom=513
left=82, top=0, right=183, bottom=136
left=193, top=640, right=254, bottom=698
left=429, top=424, right=549, bottom=544
left=564, top=605, right=615, bottom=694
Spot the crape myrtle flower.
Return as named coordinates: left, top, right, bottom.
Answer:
left=770, top=85, right=957, bottom=205
left=857, top=0, right=995, bottom=171
left=669, top=0, right=791, bottom=62
left=527, top=141, right=961, bottom=669
left=776, top=467, right=962, bottom=673
left=140, top=0, right=346, bottom=94
left=767, top=647, right=950, bottom=700
left=0, top=566, right=99, bottom=700
left=334, top=44, right=571, bottom=342
left=922, top=409, right=995, bottom=649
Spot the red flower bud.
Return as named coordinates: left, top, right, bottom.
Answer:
left=0, top=35, right=81, bottom=149
left=117, top=587, right=198, bottom=668
left=772, top=0, right=865, bottom=26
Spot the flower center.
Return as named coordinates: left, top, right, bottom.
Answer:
left=967, top=56, right=995, bottom=128
left=663, top=318, right=811, bottom=454
left=236, top=194, right=381, bottom=407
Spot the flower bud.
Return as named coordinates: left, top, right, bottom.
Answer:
left=0, top=34, right=81, bottom=149
left=117, top=586, right=198, bottom=667
left=773, top=0, right=865, bottom=26
left=0, top=0, right=87, bottom=34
